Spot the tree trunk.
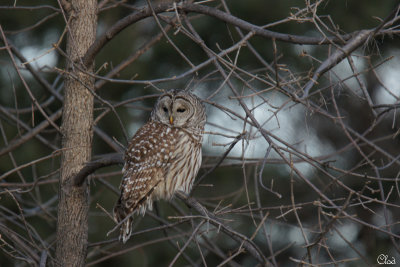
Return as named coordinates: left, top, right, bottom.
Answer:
left=55, top=1, right=97, bottom=266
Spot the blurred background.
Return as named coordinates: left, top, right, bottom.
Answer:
left=0, top=0, right=399, bottom=266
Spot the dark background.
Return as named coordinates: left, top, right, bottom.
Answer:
left=0, top=0, right=399, bottom=266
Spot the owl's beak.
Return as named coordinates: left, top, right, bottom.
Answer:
left=169, top=115, right=174, bottom=125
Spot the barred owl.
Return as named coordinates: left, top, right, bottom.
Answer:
left=114, top=90, right=206, bottom=243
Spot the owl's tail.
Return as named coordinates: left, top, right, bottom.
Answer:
left=113, top=202, right=133, bottom=244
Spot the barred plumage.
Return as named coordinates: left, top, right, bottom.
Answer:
left=113, top=90, right=206, bottom=243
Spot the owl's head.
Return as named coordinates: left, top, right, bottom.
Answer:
left=151, top=90, right=206, bottom=129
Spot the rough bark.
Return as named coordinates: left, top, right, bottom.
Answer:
left=55, top=1, right=97, bottom=266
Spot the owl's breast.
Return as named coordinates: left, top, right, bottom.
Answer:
left=154, top=129, right=202, bottom=199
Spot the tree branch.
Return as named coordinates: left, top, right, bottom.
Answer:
left=82, top=2, right=356, bottom=67
left=73, top=153, right=123, bottom=186
left=176, top=191, right=270, bottom=265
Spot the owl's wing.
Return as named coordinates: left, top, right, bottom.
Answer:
left=114, top=165, right=163, bottom=243
left=117, top=162, right=163, bottom=216
left=113, top=122, right=175, bottom=242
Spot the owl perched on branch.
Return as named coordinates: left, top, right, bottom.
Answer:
left=113, top=90, right=206, bottom=243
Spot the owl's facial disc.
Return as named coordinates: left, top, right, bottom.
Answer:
left=153, top=96, right=171, bottom=124
left=171, top=98, right=194, bottom=127
left=153, top=92, right=199, bottom=128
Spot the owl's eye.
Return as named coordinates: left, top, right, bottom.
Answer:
left=177, top=108, right=186, bottom=113
left=163, top=107, right=168, bottom=113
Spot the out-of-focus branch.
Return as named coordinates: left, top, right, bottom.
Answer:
left=0, top=109, right=62, bottom=158
left=0, top=26, right=61, bottom=133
